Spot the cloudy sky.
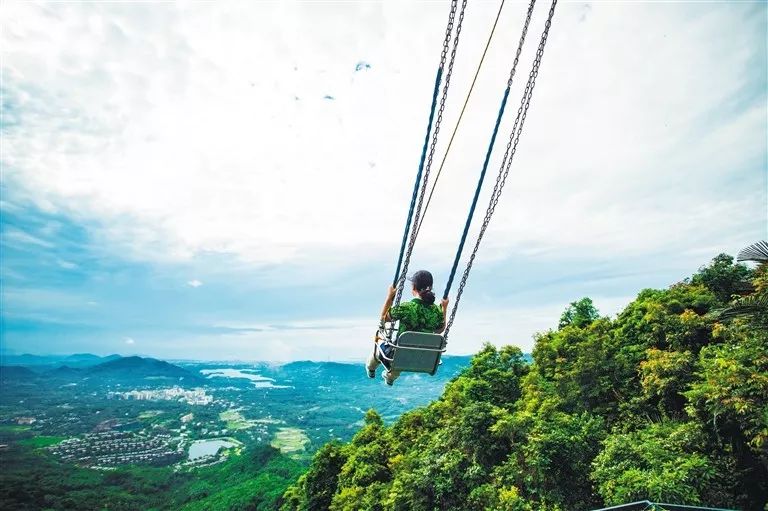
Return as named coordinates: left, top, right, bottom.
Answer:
left=1, top=0, right=765, bottom=361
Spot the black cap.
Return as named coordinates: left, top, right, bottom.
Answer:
left=409, top=270, right=433, bottom=291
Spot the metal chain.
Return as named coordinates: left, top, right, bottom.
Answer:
left=413, top=0, right=511, bottom=245
left=440, top=0, right=537, bottom=301
left=506, top=0, right=537, bottom=88
left=394, top=0, right=468, bottom=309
left=390, top=0, right=459, bottom=293
left=444, top=0, right=558, bottom=340
left=440, top=0, right=459, bottom=66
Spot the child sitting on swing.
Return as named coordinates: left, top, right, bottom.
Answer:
left=367, top=270, right=449, bottom=385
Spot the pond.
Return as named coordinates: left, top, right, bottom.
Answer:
left=199, top=368, right=292, bottom=388
left=188, top=439, right=237, bottom=460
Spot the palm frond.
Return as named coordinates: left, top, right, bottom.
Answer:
left=715, top=293, right=768, bottom=324
left=736, top=240, right=768, bottom=263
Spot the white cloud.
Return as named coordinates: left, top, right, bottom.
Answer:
left=1, top=1, right=763, bottom=271
left=57, top=259, right=78, bottom=270
left=187, top=279, right=203, bottom=288
left=3, top=228, right=54, bottom=248
left=124, top=337, right=135, bottom=345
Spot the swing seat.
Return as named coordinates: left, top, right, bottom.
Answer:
left=388, top=331, right=446, bottom=376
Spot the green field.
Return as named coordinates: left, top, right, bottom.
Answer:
left=18, top=436, right=66, bottom=448
left=138, top=410, right=164, bottom=420
left=219, top=410, right=255, bottom=430
left=0, top=425, right=31, bottom=433
left=270, top=427, right=309, bottom=455
left=253, top=418, right=284, bottom=424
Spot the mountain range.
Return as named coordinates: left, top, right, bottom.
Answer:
left=0, top=354, right=202, bottom=382
left=1, top=353, right=122, bottom=368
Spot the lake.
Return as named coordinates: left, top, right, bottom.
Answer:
left=188, top=439, right=237, bottom=460
left=199, top=368, right=292, bottom=388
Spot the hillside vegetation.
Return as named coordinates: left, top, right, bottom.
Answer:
left=0, top=443, right=302, bottom=511
left=281, top=254, right=768, bottom=511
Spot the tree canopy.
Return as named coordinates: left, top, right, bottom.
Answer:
left=281, top=252, right=768, bottom=511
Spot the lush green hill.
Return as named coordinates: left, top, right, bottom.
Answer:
left=0, top=442, right=303, bottom=511
left=86, top=356, right=202, bottom=381
left=2, top=353, right=122, bottom=368
left=0, top=365, right=38, bottom=381
left=280, top=254, right=768, bottom=511
left=63, top=353, right=104, bottom=364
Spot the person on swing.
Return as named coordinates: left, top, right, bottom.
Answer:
left=367, top=270, right=449, bottom=385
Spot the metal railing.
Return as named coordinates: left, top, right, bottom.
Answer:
left=590, top=501, right=738, bottom=511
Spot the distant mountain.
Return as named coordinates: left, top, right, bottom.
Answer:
left=279, top=354, right=474, bottom=372
left=2, top=353, right=123, bottom=368
left=63, top=354, right=102, bottom=363
left=278, top=360, right=358, bottom=372
left=49, top=365, right=84, bottom=377
left=1, top=356, right=201, bottom=384
left=86, top=356, right=202, bottom=381
left=0, top=366, right=38, bottom=380
left=2, top=354, right=61, bottom=366
left=61, top=353, right=123, bottom=367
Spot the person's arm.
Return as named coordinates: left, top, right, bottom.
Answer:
left=380, top=285, right=397, bottom=322
left=436, top=297, right=449, bottom=333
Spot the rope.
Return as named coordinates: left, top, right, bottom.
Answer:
left=443, top=0, right=559, bottom=340
left=393, top=0, right=468, bottom=310
left=443, top=0, right=538, bottom=300
left=413, top=0, right=508, bottom=245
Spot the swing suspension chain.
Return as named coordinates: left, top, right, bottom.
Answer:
left=505, top=0, right=537, bottom=88
left=440, top=0, right=460, bottom=64
left=393, top=0, right=468, bottom=309
left=443, top=0, right=558, bottom=340
left=441, top=0, right=537, bottom=303
left=390, top=0, right=459, bottom=297
left=413, top=0, right=509, bottom=244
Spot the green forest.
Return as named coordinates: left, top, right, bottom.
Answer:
left=0, top=442, right=303, bottom=511
left=281, top=251, right=768, bottom=511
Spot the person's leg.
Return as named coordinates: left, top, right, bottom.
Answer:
left=365, top=345, right=380, bottom=378
left=382, top=368, right=401, bottom=385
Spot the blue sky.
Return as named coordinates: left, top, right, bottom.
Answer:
left=1, top=1, right=766, bottom=361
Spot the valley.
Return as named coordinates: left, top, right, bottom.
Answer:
left=0, top=355, right=471, bottom=468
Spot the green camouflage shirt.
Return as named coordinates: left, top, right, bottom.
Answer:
left=389, top=298, right=444, bottom=334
